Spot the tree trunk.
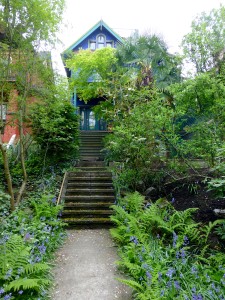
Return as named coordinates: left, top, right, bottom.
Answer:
left=0, top=138, right=15, bottom=211
left=16, top=109, right=27, bottom=205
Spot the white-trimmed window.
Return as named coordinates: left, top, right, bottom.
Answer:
left=89, top=34, right=114, bottom=50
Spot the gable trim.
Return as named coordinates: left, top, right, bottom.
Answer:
left=62, top=20, right=124, bottom=54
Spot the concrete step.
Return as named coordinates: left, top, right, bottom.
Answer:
left=68, top=177, right=113, bottom=183
left=67, top=182, right=113, bottom=188
left=64, top=202, right=114, bottom=209
left=62, top=210, right=113, bottom=217
left=63, top=217, right=112, bottom=226
left=68, top=171, right=112, bottom=177
left=66, top=188, right=114, bottom=195
left=64, top=195, right=115, bottom=202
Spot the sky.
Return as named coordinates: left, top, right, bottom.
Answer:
left=53, top=0, right=225, bottom=75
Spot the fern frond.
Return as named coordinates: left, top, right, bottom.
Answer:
left=5, top=278, right=51, bottom=292
left=117, top=278, right=144, bottom=292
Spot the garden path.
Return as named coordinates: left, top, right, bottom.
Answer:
left=51, top=229, right=132, bottom=300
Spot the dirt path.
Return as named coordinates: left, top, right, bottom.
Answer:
left=51, top=229, right=132, bottom=300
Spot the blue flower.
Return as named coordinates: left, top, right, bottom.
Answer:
left=38, top=244, right=46, bottom=254
left=51, top=197, right=57, bottom=204
left=183, top=235, right=189, bottom=245
left=174, top=281, right=180, bottom=290
left=173, top=231, right=178, bottom=247
left=18, top=290, right=23, bottom=294
left=24, top=232, right=32, bottom=241
left=171, top=197, right=175, bottom=203
left=130, top=236, right=138, bottom=245
left=0, top=288, right=5, bottom=295
left=4, top=268, right=12, bottom=280
left=166, top=268, right=175, bottom=278
left=146, top=271, right=152, bottom=280
left=4, top=293, right=12, bottom=300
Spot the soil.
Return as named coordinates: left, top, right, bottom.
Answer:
left=147, top=169, right=225, bottom=224
left=163, top=182, right=225, bottom=223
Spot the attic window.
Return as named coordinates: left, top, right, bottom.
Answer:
left=89, top=34, right=114, bottom=50
left=97, top=34, right=105, bottom=48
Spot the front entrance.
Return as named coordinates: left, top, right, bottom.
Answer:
left=79, top=107, right=107, bottom=130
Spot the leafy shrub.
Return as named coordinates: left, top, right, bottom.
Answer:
left=31, top=100, right=79, bottom=162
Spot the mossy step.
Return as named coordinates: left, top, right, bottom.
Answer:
left=64, top=202, right=114, bottom=209
left=68, top=171, right=112, bottom=176
left=66, top=188, right=114, bottom=194
left=62, top=210, right=113, bottom=216
left=68, top=177, right=113, bottom=182
left=67, top=182, right=113, bottom=187
left=63, top=217, right=112, bottom=225
left=64, top=195, right=115, bottom=202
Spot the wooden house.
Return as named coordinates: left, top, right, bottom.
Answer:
left=61, top=20, right=124, bottom=131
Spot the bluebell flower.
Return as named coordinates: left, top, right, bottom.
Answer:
left=4, top=293, right=12, bottom=300
left=171, top=197, right=175, bottom=203
left=166, top=268, right=175, bottom=279
left=183, top=235, right=189, bottom=245
left=51, top=197, right=57, bottom=204
left=4, top=268, right=12, bottom=279
left=130, top=236, right=138, bottom=245
left=160, top=290, right=165, bottom=297
left=158, top=272, right=162, bottom=282
left=0, top=288, right=5, bottom=295
left=38, top=244, right=46, bottom=254
left=174, top=280, right=180, bottom=290
left=173, top=231, right=178, bottom=247
left=146, top=271, right=152, bottom=280
left=18, top=290, right=23, bottom=295
left=24, top=232, right=32, bottom=241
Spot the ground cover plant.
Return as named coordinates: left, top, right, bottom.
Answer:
left=0, top=191, right=66, bottom=300
left=110, top=192, right=225, bottom=300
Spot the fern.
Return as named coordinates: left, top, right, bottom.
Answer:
left=5, top=278, right=51, bottom=292
left=0, top=234, right=51, bottom=295
left=117, top=278, right=144, bottom=292
left=201, top=219, right=225, bottom=243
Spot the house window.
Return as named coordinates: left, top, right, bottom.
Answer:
left=106, top=41, right=113, bottom=47
left=89, top=34, right=114, bottom=50
left=97, top=34, right=105, bottom=48
left=90, top=42, right=96, bottom=50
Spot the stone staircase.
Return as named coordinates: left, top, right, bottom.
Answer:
left=58, top=131, right=114, bottom=228
left=59, top=162, right=115, bottom=227
left=79, top=131, right=108, bottom=161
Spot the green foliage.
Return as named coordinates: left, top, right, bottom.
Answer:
left=111, top=192, right=225, bottom=299
left=104, top=95, right=177, bottom=191
left=116, top=31, right=182, bottom=89
left=182, top=5, right=225, bottom=74
left=31, top=98, right=79, bottom=162
left=0, top=193, right=66, bottom=299
left=65, top=47, right=118, bottom=101
left=0, top=234, right=51, bottom=298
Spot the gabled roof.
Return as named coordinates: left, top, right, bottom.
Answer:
left=62, top=20, right=124, bottom=54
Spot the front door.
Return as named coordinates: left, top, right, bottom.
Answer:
left=79, top=107, right=107, bottom=130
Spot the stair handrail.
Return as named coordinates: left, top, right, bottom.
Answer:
left=57, top=171, right=68, bottom=206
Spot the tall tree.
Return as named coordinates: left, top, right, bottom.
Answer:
left=0, top=0, right=65, bottom=210
left=116, top=32, right=182, bottom=89
left=182, top=5, right=225, bottom=74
